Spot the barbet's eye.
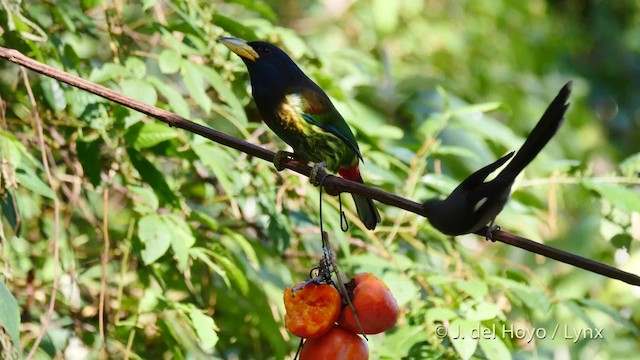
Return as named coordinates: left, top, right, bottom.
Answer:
left=262, top=47, right=272, bottom=55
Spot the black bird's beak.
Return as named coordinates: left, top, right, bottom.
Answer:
left=218, top=37, right=259, bottom=62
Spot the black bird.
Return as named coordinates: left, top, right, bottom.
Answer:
left=423, top=82, right=572, bottom=236
left=219, top=37, right=380, bottom=230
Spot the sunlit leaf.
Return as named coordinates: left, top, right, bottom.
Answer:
left=158, top=49, right=182, bottom=75
left=449, top=318, right=479, bottom=360
left=189, top=308, right=219, bottom=351
left=182, top=62, right=212, bottom=114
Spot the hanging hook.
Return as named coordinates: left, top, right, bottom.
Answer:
left=338, top=193, right=349, bottom=232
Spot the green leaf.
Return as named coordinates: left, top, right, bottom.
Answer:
left=577, top=299, right=640, bottom=336
left=620, top=152, right=640, bottom=176
left=425, top=307, right=458, bottom=323
left=200, top=66, right=248, bottom=125
left=127, top=148, right=179, bottom=207
left=267, top=213, right=290, bottom=252
left=375, top=325, right=425, bottom=358
left=222, top=231, right=259, bottom=271
left=583, top=181, right=640, bottom=213
left=455, top=280, right=489, bottom=300
left=138, top=214, right=172, bottom=264
left=15, top=168, right=56, bottom=200
left=0, top=280, right=20, bottom=356
left=40, top=77, right=67, bottom=113
left=563, top=300, right=597, bottom=330
left=182, top=62, right=212, bottom=114
left=381, top=272, right=420, bottom=308
left=89, top=62, right=131, bottom=83
left=448, top=318, right=479, bottom=360
left=158, top=49, right=182, bottom=74
left=373, top=0, right=399, bottom=33
left=464, top=302, right=503, bottom=322
left=212, top=13, right=258, bottom=41
left=148, top=76, right=191, bottom=118
left=128, top=185, right=159, bottom=215
left=189, top=308, right=219, bottom=351
left=125, top=121, right=179, bottom=149
left=479, top=331, right=511, bottom=360
left=610, top=233, right=632, bottom=251
left=125, top=57, right=147, bottom=79
left=192, top=143, right=236, bottom=198
left=206, top=249, right=249, bottom=295
left=120, top=79, right=157, bottom=106
left=142, top=0, right=156, bottom=11
left=190, top=247, right=231, bottom=288
left=227, top=0, right=277, bottom=23
left=166, top=214, right=196, bottom=271
left=76, top=139, right=102, bottom=187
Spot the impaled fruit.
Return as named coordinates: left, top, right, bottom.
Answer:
left=300, top=326, right=368, bottom=360
left=284, top=282, right=342, bottom=338
left=339, top=273, right=399, bottom=334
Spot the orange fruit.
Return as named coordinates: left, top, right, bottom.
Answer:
left=338, top=273, right=399, bottom=334
left=284, top=282, right=342, bottom=338
left=300, top=326, right=369, bottom=360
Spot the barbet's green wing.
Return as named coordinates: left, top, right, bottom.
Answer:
left=299, top=88, right=363, bottom=161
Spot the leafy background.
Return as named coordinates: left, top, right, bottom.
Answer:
left=1, top=0, right=640, bottom=359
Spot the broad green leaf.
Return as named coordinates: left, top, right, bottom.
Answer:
left=189, top=309, right=219, bottom=351
left=189, top=210, right=219, bottom=231
left=373, top=0, right=399, bottom=33
left=89, top=63, right=130, bottom=83
left=610, top=233, right=632, bottom=251
left=464, top=302, right=503, bottom=322
left=121, top=79, right=157, bottom=106
left=374, top=325, right=425, bottom=358
left=182, top=62, right=212, bottom=114
left=128, top=185, right=159, bottom=215
left=449, top=318, right=479, bottom=360
left=0, top=280, right=20, bottom=355
left=166, top=214, right=196, bottom=271
left=76, top=139, right=102, bottom=186
left=125, top=121, right=179, bottom=149
left=190, top=247, right=231, bottom=288
left=127, top=148, right=179, bottom=206
left=479, top=332, right=511, bottom=360
left=455, top=280, right=489, bottom=300
left=382, top=272, right=420, bottom=308
left=227, top=0, right=277, bottom=23
left=138, top=214, right=171, bottom=264
left=577, top=299, right=640, bottom=336
left=125, top=57, right=147, bottom=79
left=563, top=300, right=597, bottom=331
left=620, top=152, right=640, bottom=176
left=15, top=169, right=56, bottom=199
left=142, top=0, right=155, bottom=11
left=212, top=13, right=258, bottom=41
left=221, top=231, right=259, bottom=271
left=425, top=307, right=458, bottom=323
left=200, top=66, right=248, bottom=125
left=0, top=131, right=23, bottom=169
left=158, top=49, right=182, bottom=74
left=192, top=143, right=236, bottom=198
left=206, top=249, right=249, bottom=295
left=40, top=77, right=67, bottom=112
left=583, top=181, right=640, bottom=213
left=148, top=76, right=190, bottom=118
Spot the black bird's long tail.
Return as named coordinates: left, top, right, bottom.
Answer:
left=353, top=192, right=380, bottom=231
left=502, top=82, right=572, bottom=180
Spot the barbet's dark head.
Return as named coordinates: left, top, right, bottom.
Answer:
left=219, top=37, right=312, bottom=101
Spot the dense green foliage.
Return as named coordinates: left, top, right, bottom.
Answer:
left=1, top=0, right=640, bottom=358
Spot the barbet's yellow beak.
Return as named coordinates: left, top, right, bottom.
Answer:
left=218, top=37, right=260, bottom=62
